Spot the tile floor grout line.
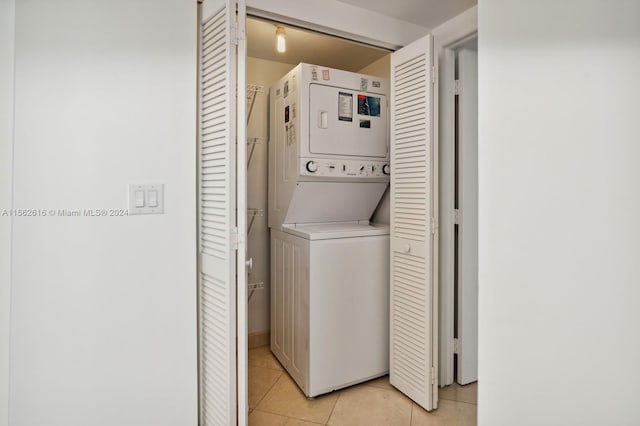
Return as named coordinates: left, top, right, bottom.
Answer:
left=250, top=373, right=333, bottom=424
left=438, top=391, right=478, bottom=404
left=323, top=390, right=342, bottom=425
left=449, top=400, right=477, bottom=407
left=253, top=408, right=302, bottom=418
left=248, top=352, right=286, bottom=372
left=251, top=369, right=284, bottom=411
left=253, top=406, right=328, bottom=425
left=439, top=399, right=478, bottom=405
left=250, top=408, right=325, bottom=426
left=289, top=414, right=325, bottom=426
left=249, top=365, right=283, bottom=372
left=249, top=350, right=341, bottom=424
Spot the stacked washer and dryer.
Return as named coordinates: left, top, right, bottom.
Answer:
left=268, top=63, right=391, bottom=397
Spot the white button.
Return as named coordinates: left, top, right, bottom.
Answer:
left=135, top=191, right=145, bottom=207
left=148, top=190, right=158, bottom=207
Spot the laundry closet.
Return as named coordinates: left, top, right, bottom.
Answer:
left=241, top=12, right=477, bottom=396
left=244, top=18, right=393, bottom=395
left=243, top=13, right=479, bottom=393
left=196, top=3, right=479, bottom=421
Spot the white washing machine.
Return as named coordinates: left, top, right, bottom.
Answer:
left=268, top=64, right=390, bottom=397
left=270, top=222, right=389, bottom=397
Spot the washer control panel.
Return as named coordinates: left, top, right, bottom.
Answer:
left=300, top=158, right=390, bottom=178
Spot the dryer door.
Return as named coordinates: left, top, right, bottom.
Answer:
left=309, top=84, right=388, bottom=158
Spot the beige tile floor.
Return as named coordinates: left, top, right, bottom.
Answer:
left=248, top=346, right=477, bottom=426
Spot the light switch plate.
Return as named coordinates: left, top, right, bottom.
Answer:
left=128, top=184, right=164, bottom=215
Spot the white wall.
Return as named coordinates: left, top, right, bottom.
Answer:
left=479, top=1, right=640, bottom=425
left=9, top=1, right=197, bottom=425
left=0, top=0, right=15, bottom=424
left=359, top=55, right=392, bottom=225
left=358, top=54, right=390, bottom=78
left=246, top=57, right=295, bottom=336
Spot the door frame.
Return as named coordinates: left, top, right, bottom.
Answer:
left=247, top=0, right=478, bottom=386
left=234, top=2, right=478, bottom=422
left=456, top=46, right=479, bottom=385
left=432, top=7, right=478, bottom=387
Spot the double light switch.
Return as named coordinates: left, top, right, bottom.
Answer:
left=129, top=184, right=164, bottom=215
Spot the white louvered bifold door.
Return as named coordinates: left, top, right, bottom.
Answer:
left=198, top=0, right=247, bottom=425
left=389, top=34, right=439, bottom=412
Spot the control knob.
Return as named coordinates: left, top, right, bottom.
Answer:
left=306, top=160, right=318, bottom=173
left=382, top=164, right=390, bottom=175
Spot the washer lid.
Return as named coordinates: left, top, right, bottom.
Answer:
left=282, top=222, right=389, bottom=240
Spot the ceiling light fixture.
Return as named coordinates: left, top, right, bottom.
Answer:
left=275, top=26, right=286, bottom=53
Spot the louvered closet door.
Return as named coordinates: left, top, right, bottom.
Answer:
left=389, top=34, right=439, bottom=412
left=198, top=0, right=247, bottom=425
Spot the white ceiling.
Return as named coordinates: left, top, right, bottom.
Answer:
left=336, top=0, right=477, bottom=29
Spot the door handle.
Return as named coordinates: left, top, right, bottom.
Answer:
left=245, top=257, right=253, bottom=270
left=318, top=110, right=328, bottom=129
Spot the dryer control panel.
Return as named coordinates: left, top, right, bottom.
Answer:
left=299, top=158, right=390, bottom=178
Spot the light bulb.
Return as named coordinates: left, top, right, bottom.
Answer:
left=276, top=26, right=286, bottom=53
